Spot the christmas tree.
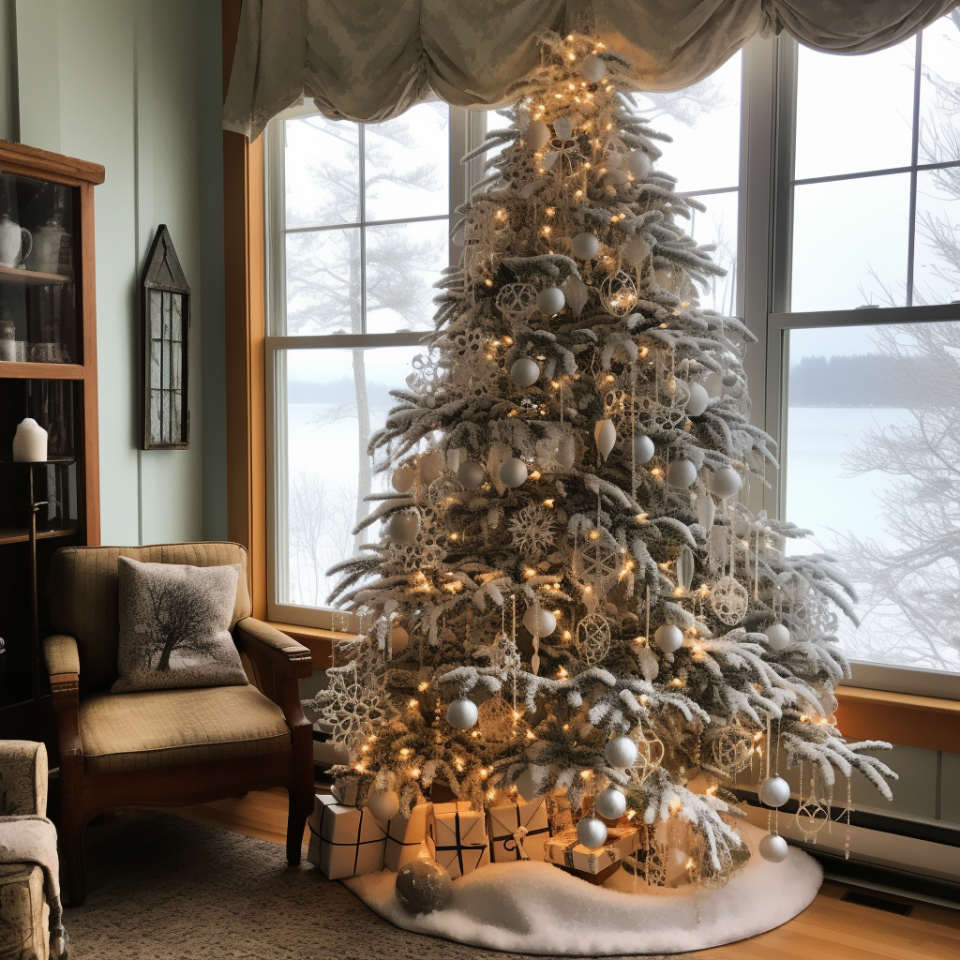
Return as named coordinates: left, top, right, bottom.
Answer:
left=315, top=32, right=894, bottom=888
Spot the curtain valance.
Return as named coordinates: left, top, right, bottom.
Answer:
left=224, top=0, right=960, bottom=140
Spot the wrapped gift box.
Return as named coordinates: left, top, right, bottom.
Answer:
left=332, top=780, right=359, bottom=806
left=307, top=794, right=387, bottom=880
left=487, top=796, right=551, bottom=863
left=384, top=802, right=431, bottom=872
left=426, top=801, right=490, bottom=879
left=546, top=792, right=573, bottom=835
left=543, top=824, right=640, bottom=875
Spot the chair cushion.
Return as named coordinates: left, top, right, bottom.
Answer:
left=112, top=557, right=248, bottom=693
left=80, top=686, right=291, bottom=773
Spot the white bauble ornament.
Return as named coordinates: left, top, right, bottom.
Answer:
left=633, top=434, right=655, bottom=464
left=625, top=151, right=651, bottom=181
left=537, top=287, right=565, bottom=315
left=685, top=382, right=709, bottom=417
left=594, top=786, right=627, bottom=820
left=571, top=232, right=599, bottom=259
left=759, top=776, right=791, bottom=808
left=420, top=451, right=446, bottom=485
left=446, top=697, right=479, bottom=730
left=391, top=625, right=409, bottom=655
left=654, top=623, right=684, bottom=654
left=387, top=511, right=419, bottom=544
left=367, top=789, right=400, bottom=821
left=510, top=357, right=541, bottom=387
left=581, top=54, right=607, bottom=82
left=758, top=833, right=789, bottom=863
left=522, top=605, right=557, bottom=637
left=696, top=494, right=715, bottom=530
left=604, top=736, right=638, bottom=768
left=666, top=459, right=697, bottom=489
left=525, top=120, right=550, bottom=152
left=392, top=464, right=415, bottom=494
left=499, top=457, right=529, bottom=488
left=594, top=419, right=616, bottom=461
left=395, top=858, right=452, bottom=913
left=710, top=466, right=742, bottom=499
left=763, top=623, right=791, bottom=651
left=457, top=460, right=485, bottom=489
left=577, top=816, right=608, bottom=849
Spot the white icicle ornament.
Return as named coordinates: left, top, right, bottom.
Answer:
left=595, top=419, right=616, bottom=461
left=511, top=357, right=541, bottom=387
left=500, top=457, right=529, bottom=488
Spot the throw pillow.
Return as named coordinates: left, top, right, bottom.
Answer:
left=112, top=557, right=248, bottom=693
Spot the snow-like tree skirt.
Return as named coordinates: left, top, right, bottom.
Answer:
left=345, top=823, right=821, bottom=956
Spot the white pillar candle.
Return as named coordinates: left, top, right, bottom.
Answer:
left=12, top=418, right=48, bottom=461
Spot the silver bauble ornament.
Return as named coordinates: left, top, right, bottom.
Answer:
left=457, top=460, right=485, bottom=489
left=710, top=466, right=742, bottom=499
left=499, top=457, right=528, bottom=488
left=763, top=623, right=791, bottom=651
left=446, top=697, right=479, bottom=730
left=654, top=623, right=684, bottom=654
left=387, top=511, right=419, bottom=544
left=667, top=459, right=697, bottom=489
left=392, top=464, right=415, bottom=494
left=758, top=833, right=789, bottom=864
left=633, top=434, right=655, bottom=464
left=525, top=120, right=550, bottom=152
left=571, top=232, right=599, bottom=259
left=510, top=357, right=541, bottom=387
left=594, top=419, right=616, bottom=461
left=367, top=789, right=400, bottom=821
left=395, top=858, right=452, bottom=913
left=685, top=382, right=709, bottom=417
left=625, top=150, right=651, bottom=180
left=581, top=54, right=607, bottom=83
left=604, top=736, right=638, bottom=768
left=594, top=786, right=627, bottom=820
left=391, top=625, right=409, bottom=655
left=759, top=776, right=791, bottom=808
left=577, top=816, right=608, bottom=849
left=522, top=605, right=557, bottom=637
left=420, top=451, right=446, bottom=485
left=537, top=287, right=566, bottom=315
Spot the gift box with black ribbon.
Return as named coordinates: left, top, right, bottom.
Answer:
left=307, top=793, right=387, bottom=880
left=543, top=823, right=640, bottom=877
left=384, top=802, right=431, bottom=872
left=487, top=796, right=551, bottom=863
left=426, top=801, right=490, bottom=879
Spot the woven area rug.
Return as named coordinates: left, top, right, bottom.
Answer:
left=65, top=812, right=688, bottom=960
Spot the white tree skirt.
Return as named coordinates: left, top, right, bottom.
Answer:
left=344, top=823, right=822, bottom=956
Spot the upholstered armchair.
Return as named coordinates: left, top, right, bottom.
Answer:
left=42, top=542, right=313, bottom=905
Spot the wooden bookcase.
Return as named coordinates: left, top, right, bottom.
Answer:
left=0, top=140, right=104, bottom=742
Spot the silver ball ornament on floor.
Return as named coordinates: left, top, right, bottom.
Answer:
left=522, top=605, right=557, bottom=637
left=510, top=357, right=541, bottom=387
left=387, top=511, right=419, bottom=544
left=581, top=54, right=607, bottom=83
left=367, top=789, right=400, bottom=821
left=603, top=736, right=638, bottom=768
left=392, top=464, right=415, bottom=493
left=633, top=434, right=655, bottom=464
left=758, top=833, right=789, bottom=863
left=594, top=786, right=627, bottom=820
left=709, top=466, right=741, bottom=499
left=759, top=776, right=791, bottom=808
left=577, top=815, right=608, bottom=849
left=446, top=697, right=479, bottom=730
left=654, top=623, right=684, bottom=654
left=666, top=459, right=697, bottom=489
left=571, top=232, right=599, bottom=259
left=525, top=119, right=550, bottom=152
left=457, top=460, right=485, bottom=489
left=537, top=287, right=565, bottom=315
left=395, top=858, right=452, bottom=913
left=685, top=382, right=709, bottom=417
left=763, top=623, right=791, bottom=651
left=499, top=457, right=528, bottom=488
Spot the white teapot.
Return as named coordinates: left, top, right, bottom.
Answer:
left=24, top=219, right=70, bottom=276
left=0, top=214, right=32, bottom=269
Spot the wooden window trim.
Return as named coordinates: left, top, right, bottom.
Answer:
left=220, top=1, right=960, bottom=747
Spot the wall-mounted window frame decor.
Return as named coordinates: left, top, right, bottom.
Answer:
left=141, top=224, right=190, bottom=450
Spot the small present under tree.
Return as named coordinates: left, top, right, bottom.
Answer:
left=312, top=31, right=895, bottom=887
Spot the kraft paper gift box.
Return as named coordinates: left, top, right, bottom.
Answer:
left=384, top=802, right=432, bottom=872
left=487, top=796, right=551, bottom=863
left=543, top=824, right=640, bottom=875
left=307, top=794, right=387, bottom=880
left=426, top=801, right=490, bottom=879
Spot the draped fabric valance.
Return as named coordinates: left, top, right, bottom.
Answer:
left=223, top=0, right=960, bottom=140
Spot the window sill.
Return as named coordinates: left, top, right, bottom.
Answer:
left=265, top=621, right=358, bottom=674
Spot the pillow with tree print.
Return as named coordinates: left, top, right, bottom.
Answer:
left=112, top=557, right=248, bottom=692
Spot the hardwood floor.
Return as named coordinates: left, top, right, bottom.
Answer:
left=174, top=789, right=960, bottom=960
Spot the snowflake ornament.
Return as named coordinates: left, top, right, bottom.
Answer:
left=508, top=504, right=558, bottom=554
left=496, top=282, right=538, bottom=320
left=318, top=657, right=386, bottom=752
left=576, top=613, right=612, bottom=665
left=574, top=532, right=623, bottom=592
left=710, top=576, right=749, bottom=626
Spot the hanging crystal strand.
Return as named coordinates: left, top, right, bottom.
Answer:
left=511, top=594, right=519, bottom=721
left=630, top=360, right=638, bottom=499
left=845, top=777, right=852, bottom=860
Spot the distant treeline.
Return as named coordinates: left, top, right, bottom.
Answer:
left=789, top=354, right=921, bottom=407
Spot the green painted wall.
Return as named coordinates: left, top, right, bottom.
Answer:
left=11, top=0, right=227, bottom=545
left=0, top=0, right=16, bottom=140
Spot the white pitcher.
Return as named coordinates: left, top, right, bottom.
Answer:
left=0, top=214, right=32, bottom=268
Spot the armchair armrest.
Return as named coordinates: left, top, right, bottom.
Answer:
left=234, top=617, right=312, bottom=680
left=43, top=634, right=80, bottom=711
left=0, top=741, right=48, bottom=817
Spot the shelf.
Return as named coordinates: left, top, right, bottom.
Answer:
left=0, top=361, right=84, bottom=380
left=0, top=264, right=73, bottom=286
left=0, top=523, right=79, bottom=545
left=0, top=457, right=77, bottom=466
